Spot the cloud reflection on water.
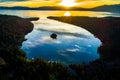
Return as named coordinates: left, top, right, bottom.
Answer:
left=38, top=36, right=61, bottom=44
left=21, top=18, right=101, bottom=64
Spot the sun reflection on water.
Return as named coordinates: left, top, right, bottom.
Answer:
left=0, top=10, right=113, bottom=18
left=64, top=11, right=71, bottom=16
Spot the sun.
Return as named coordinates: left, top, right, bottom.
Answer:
left=60, top=0, right=77, bottom=7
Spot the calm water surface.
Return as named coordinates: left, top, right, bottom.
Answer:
left=1, top=10, right=118, bottom=64
left=22, top=18, right=101, bottom=64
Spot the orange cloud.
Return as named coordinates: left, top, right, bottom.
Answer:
left=77, top=1, right=120, bottom=8
left=0, top=0, right=120, bottom=8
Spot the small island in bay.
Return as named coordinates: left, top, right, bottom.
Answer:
left=0, top=14, right=120, bottom=80
left=50, top=33, right=57, bottom=39
left=48, top=16, right=120, bottom=80
left=0, top=14, right=77, bottom=80
left=48, top=16, right=120, bottom=60
left=1, top=0, right=120, bottom=79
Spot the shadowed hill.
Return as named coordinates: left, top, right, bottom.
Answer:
left=0, top=15, right=33, bottom=35
left=92, top=4, right=120, bottom=12
left=0, top=14, right=120, bottom=80
left=0, top=14, right=34, bottom=69
left=48, top=16, right=120, bottom=61
left=48, top=16, right=120, bottom=80
left=0, top=15, right=77, bottom=80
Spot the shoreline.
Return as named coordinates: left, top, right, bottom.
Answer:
left=48, top=16, right=120, bottom=61
left=0, top=14, right=120, bottom=80
left=0, top=14, right=34, bottom=62
left=0, top=14, right=77, bottom=79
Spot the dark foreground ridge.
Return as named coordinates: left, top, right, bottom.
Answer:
left=48, top=16, right=120, bottom=80
left=0, top=14, right=77, bottom=80
left=48, top=16, right=120, bottom=60
left=0, top=14, right=120, bottom=80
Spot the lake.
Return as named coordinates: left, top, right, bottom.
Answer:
left=0, top=10, right=119, bottom=64
left=0, top=10, right=120, bottom=18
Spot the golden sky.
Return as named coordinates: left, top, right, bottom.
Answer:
left=0, top=0, right=120, bottom=8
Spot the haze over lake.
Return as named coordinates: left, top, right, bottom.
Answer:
left=0, top=10, right=120, bottom=18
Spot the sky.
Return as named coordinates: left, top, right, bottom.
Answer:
left=0, top=0, right=120, bottom=8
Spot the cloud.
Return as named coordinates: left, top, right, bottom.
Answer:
left=0, top=0, right=119, bottom=2
left=37, top=28, right=91, bottom=39
left=76, top=0, right=120, bottom=1
left=0, top=0, right=120, bottom=3
left=0, top=0, right=120, bottom=8
left=38, top=36, right=61, bottom=44
left=0, top=0, right=60, bottom=2
left=66, top=48, right=80, bottom=52
left=0, top=0, right=25, bottom=1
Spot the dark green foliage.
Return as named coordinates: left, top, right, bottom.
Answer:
left=0, top=14, right=77, bottom=80
left=48, top=16, right=120, bottom=80
left=0, top=15, right=120, bottom=80
left=48, top=16, right=120, bottom=61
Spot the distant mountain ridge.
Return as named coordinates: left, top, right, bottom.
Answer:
left=92, top=4, right=120, bottom=12
left=0, top=4, right=120, bottom=12
left=0, top=6, right=88, bottom=10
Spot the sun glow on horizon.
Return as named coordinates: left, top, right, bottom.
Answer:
left=0, top=1, right=120, bottom=9
left=60, top=0, right=77, bottom=7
